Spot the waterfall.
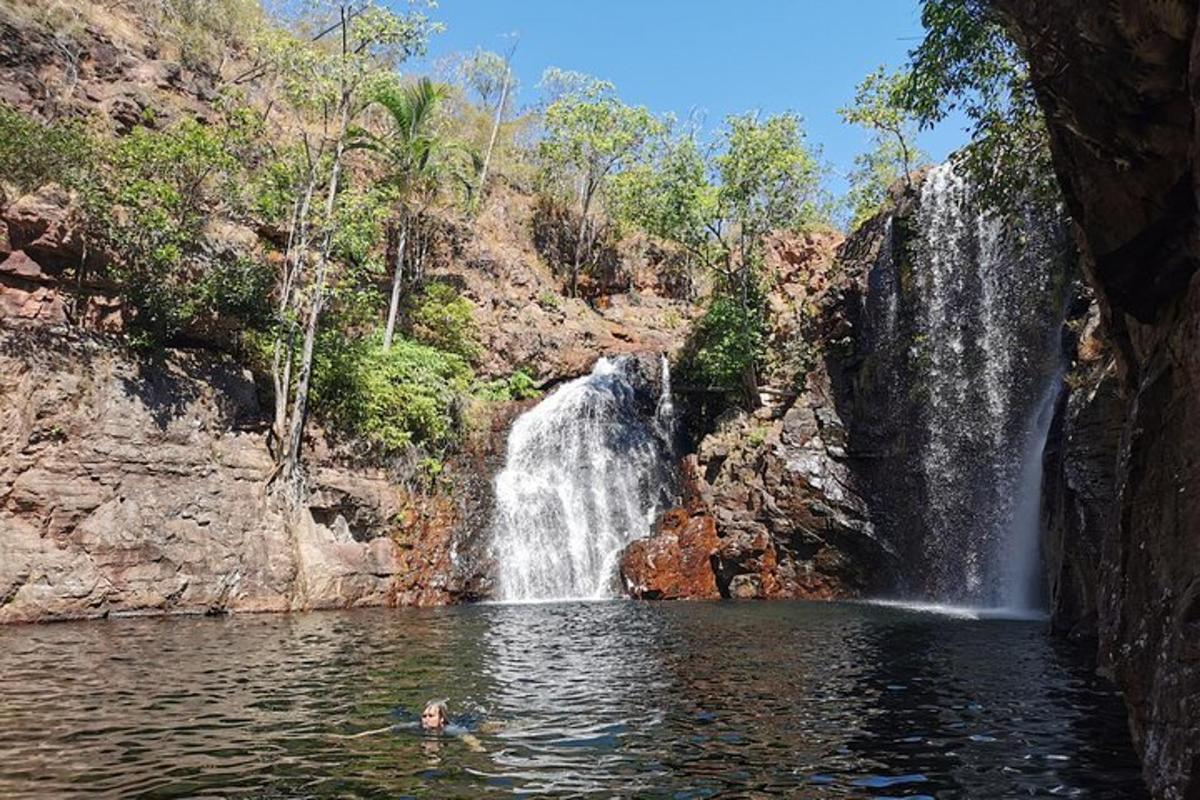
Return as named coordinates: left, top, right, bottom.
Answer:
left=876, top=162, right=1068, bottom=609
left=490, top=356, right=676, bottom=601
left=999, top=373, right=1063, bottom=610
left=654, top=354, right=677, bottom=448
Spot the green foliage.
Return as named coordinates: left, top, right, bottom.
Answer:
left=716, top=112, right=826, bottom=249
left=89, top=111, right=271, bottom=342
left=536, top=76, right=666, bottom=205
left=312, top=333, right=472, bottom=453
left=607, top=133, right=710, bottom=251
left=0, top=103, right=95, bottom=194
left=253, top=3, right=443, bottom=114
left=476, top=369, right=541, bottom=402
left=612, top=113, right=826, bottom=271
left=684, top=293, right=766, bottom=391
left=747, top=424, right=768, bottom=448
left=838, top=66, right=920, bottom=172
left=407, top=281, right=483, bottom=363
left=844, top=136, right=925, bottom=231
left=839, top=66, right=928, bottom=229
left=357, top=77, right=452, bottom=195
left=905, top=0, right=1057, bottom=210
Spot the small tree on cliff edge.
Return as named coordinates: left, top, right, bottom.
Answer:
left=536, top=73, right=664, bottom=296
left=839, top=66, right=930, bottom=230
left=839, top=67, right=920, bottom=191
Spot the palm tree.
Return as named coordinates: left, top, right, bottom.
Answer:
left=354, top=77, right=453, bottom=350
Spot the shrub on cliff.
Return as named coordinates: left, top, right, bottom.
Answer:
left=476, top=369, right=540, bottom=402
left=311, top=333, right=472, bottom=455
left=87, top=110, right=273, bottom=344
left=407, top=281, right=483, bottom=363
left=680, top=292, right=766, bottom=393
left=0, top=103, right=95, bottom=194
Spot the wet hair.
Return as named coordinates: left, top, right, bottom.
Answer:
left=423, top=699, right=448, bottom=725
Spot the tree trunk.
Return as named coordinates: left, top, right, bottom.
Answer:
left=271, top=174, right=316, bottom=455
left=279, top=89, right=351, bottom=487
left=571, top=187, right=594, bottom=298
left=476, top=62, right=511, bottom=204
left=382, top=218, right=408, bottom=351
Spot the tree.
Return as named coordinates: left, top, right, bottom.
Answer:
left=536, top=67, right=596, bottom=106
left=537, top=75, right=665, bottom=295
left=838, top=67, right=921, bottom=193
left=473, top=41, right=517, bottom=202
left=255, top=1, right=442, bottom=492
left=903, top=0, right=1056, bottom=211
left=455, top=46, right=517, bottom=114
left=610, top=112, right=826, bottom=402
left=843, top=136, right=927, bottom=231
left=94, top=111, right=272, bottom=344
left=354, top=76, right=453, bottom=350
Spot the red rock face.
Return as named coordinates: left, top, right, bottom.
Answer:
left=621, top=458, right=721, bottom=600
left=0, top=330, right=490, bottom=623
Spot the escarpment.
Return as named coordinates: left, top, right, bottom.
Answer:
left=987, top=3, right=1200, bottom=797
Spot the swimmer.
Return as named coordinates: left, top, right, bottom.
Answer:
left=331, top=699, right=488, bottom=752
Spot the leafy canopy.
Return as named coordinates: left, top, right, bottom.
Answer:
left=537, top=75, right=666, bottom=205
left=904, top=0, right=1056, bottom=210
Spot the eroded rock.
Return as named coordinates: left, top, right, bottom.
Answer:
left=0, top=329, right=488, bottom=623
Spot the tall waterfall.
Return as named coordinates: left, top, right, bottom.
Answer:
left=490, top=356, right=677, bottom=601
left=872, top=163, right=1068, bottom=610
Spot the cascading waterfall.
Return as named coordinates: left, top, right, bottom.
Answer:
left=490, top=356, right=676, bottom=601
left=886, top=162, right=1068, bottom=609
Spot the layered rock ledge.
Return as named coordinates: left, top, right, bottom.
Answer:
left=0, top=328, right=498, bottom=623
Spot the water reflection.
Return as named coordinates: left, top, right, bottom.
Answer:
left=0, top=601, right=1145, bottom=798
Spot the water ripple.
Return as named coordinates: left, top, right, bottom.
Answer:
left=0, top=600, right=1145, bottom=798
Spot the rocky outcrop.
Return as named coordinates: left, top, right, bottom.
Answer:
left=436, top=186, right=696, bottom=386
left=0, top=2, right=223, bottom=131
left=1041, top=300, right=1123, bottom=641
left=989, top=3, right=1200, bottom=797
left=700, top=370, right=893, bottom=599
left=621, top=365, right=895, bottom=602
left=619, top=456, right=720, bottom=600
left=619, top=226, right=896, bottom=602
left=0, top=328, right=491, bottom=623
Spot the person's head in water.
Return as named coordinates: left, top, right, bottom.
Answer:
left=421, top=700, right=448, bottom=731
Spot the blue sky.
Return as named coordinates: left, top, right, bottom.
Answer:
left=408, top=1, right=971, bottom=201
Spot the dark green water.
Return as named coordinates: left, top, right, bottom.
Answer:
left=0, top=600, right=1145, bottom=798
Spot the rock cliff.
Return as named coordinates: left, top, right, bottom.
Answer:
left=0, top=327, right=497, bottom=622
left=619, top=229, right=899, bottom=601
left=990, top=2, right=1200, bottom=797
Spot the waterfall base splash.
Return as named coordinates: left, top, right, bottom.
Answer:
left=489, top=356, right=676, bottom=602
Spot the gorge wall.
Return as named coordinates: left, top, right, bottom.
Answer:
left=989, top=2, right=1200, bottom=797
left=0, top=327, right=496, bottom=622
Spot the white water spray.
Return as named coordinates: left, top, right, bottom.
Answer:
left=897, top=162, right=1067, bottom=608
left=490, top=356, right=676, bottom=601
